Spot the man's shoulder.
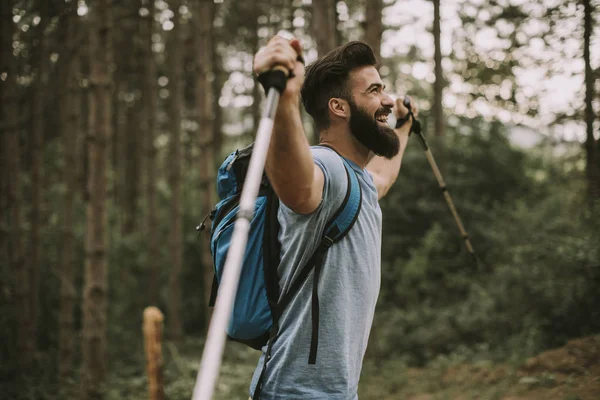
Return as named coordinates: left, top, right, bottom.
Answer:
left=310, top=145, right=340, bottom=160
left=310, top=146, right=346, bottom=176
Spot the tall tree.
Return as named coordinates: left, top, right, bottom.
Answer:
left=30, top=0, right=50, bottom=352
left=168, top=2, right=184, bottom=341
left=143, top=0, right=159, bottom=305
left=111, top=3, right=126, bottom=229
left=81, top=0, right=112, bottom=397
left=432, top=0, right=445, bottom=137
left=250, top=2, right=262, bottom=138
left=197, top=0, right=217, bottom=326
left=212, top=37, right=224, bottom=156
left=364, top=0, right=383, bottom=62
left=58, top=1, right=80, bottom=383
left=1, top=0, right=33, bottom=371
left=312, top=0, right=338, bottom=55
left=583, top=0, right=599, bottom=197
left=123, top=1, right=142, bottom=234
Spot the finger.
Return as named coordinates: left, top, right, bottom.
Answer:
left=290, top=38, right=303, bottom=57
left=266, top=52, right=296, bottom=72
left=272, top=40, right=301, bottom=68
left=257, top=46, right=297, bottom=72
left=269, top=48, right=295, bottom=71
left=395, top=96, right=409, bottom=116
left=272, top=39, right=303, bottom=66
left=268, top=35, right=289, bottom=46
left=255, top=36, right=303, bottom=76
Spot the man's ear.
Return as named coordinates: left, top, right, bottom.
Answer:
left=328, top=98, right=349, bottom=119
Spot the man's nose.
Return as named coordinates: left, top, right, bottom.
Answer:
left=382, top=93, right=394, bottom=108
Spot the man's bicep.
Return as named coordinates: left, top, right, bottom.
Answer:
left=310, top=164, right=325, bottom=209
left=281, top=163, right=324, bottom=215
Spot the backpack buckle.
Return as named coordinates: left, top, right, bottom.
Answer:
left=197, top=208, right=216, bottom=232
left=321, top=236, right=334, bottom=249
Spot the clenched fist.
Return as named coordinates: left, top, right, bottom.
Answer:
left=253, top=36, right=305, bottom=100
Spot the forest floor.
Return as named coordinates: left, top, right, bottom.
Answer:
left=199, top=334, right=600, bottom=400
left=359, top=335, right=600, bottom=400
left=7, top=334, right=598, bottom=399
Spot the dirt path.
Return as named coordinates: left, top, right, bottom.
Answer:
left=397, top=336, right=600, bottom=400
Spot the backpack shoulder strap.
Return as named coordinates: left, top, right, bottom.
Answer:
left=262, top=187, right=281, bottom=308
left=322, top=156, right=362, bottom=242
left=276, top=156, right=362, bottom=360
left=276, top=157, right=361, bottom=308
left=253, top=155, right=362, bottom=398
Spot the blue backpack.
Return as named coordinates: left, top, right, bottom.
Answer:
left=198, top=143, right=362, bottom=367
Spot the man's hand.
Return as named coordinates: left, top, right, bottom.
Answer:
left=394, top=96, right=419, bottom=127
left=253, top=36, right=305, bottom=101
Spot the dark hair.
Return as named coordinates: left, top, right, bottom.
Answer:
left=301, top=41, right=378, bottom=131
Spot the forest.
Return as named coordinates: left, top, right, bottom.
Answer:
left=1, top=0, right=599, bottom=399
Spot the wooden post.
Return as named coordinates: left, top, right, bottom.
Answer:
left=143, top=307, right=165, bottom=400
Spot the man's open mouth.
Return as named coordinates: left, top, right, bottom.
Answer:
left=375, top=113, right=389, bottom=123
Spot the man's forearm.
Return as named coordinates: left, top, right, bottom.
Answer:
left=265, top=98, right=315, bottom=208
left=366, top=124, right=411, bottom=198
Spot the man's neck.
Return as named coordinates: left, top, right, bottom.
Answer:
left=318, top=127, right=372, bottom=168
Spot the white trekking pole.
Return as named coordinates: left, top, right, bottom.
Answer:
left=191, top=67, right=289, bottom=400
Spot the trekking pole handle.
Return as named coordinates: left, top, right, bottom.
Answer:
left=257, top=65, right=290, bottom=94
left=400, top=95, right=422, bottom=137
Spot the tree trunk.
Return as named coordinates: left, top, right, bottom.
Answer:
left=168, top=2, right=184, bottom=341
left=81, top=0, right=112, bottom=397
left=583, top=0, right=600, bottom=198
left=0, top=120, right=7, bottom=271
left=1, top=0, right=33, bottom=371
left=251, top=2, right=261, bottom=138
left=123, top=2, right=142, bottom=234
left=364, top=0, right=383, bottom=62
left=58, top=2, right=80, bottom=383
left=212, top=52, right=224, bottom=157
left=30, top=0, right=50, bottom=353
left=433, top=0, right=445, bottom=137
left=144, top=0, right=159, bottom=305
left=197, top=0, right=217, bottom=329
left=312, top=0, right=338, bottom=56
left=111, top=4, right=125, bottom=230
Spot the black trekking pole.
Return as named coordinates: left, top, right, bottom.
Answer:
left=191, top=66, right=289, bottom=400
left=401, top=96, right=479, bottom=262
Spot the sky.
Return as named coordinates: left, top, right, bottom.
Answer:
left=72, top=0, right=598, bottom=145
left=378, top=0, right=599, bottom=143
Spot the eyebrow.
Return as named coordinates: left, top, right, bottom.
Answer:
left=364, top=83, right=385, bottom=93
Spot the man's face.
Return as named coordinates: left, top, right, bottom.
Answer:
left=346, top=66, right=399, bottom=160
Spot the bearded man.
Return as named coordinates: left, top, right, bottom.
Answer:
left=249, top=37, right=417, bottom=399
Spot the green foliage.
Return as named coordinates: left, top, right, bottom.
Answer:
left=372, top=117, right=600, bottom=367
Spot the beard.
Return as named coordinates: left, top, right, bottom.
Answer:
left=348, top=99, right=400, bottom=160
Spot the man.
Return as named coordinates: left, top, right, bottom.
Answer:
left=250, top=36, right=416, bottom=399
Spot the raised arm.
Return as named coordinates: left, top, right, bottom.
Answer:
left=366, top=97, right=418, bottom=199
left=253, top=37, right=324, bottom=214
